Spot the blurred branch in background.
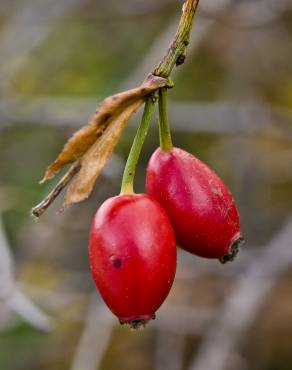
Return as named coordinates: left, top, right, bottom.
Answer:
left=188, top=217, right=292, bottom=370
left=120, top=15, right=214, bottom=90
left=0, top=217, right=53, bottom=332
left=69, top=295, right=215, bottom=370
left=70, top=294, right=115, bottom=370
left=1, top=97, right=291, bottom=139
left=86, top=0, right=177, bottom=20
left=202, top=0, right=292, bottom=29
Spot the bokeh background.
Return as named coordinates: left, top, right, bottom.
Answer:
left=0, top=0, right=292, bottom=369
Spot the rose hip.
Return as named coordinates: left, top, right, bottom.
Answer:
left=89, top=194, right=176, bottom=328
left=146, top=147, right=244, bottom=262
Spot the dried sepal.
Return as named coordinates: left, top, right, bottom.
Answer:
left=40, top=74, right=166, bottom=183
left=32, top=74, right=167, bottom=217
left=63, top=99, right=143, bottom=208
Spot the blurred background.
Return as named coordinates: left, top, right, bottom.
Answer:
left=0, top=0, right=292, bottom=369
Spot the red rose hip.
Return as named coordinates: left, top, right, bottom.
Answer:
left=89, top=194, right=176, bottom=328
left=146, top=147, right=244, bottom=262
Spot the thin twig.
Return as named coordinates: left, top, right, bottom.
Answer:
left=154, top=0, right=200, bottom=77
left=31, top=162, right=81, bottom=218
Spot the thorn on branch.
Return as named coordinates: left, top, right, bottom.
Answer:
left=176, top=53, right=186, bottom=66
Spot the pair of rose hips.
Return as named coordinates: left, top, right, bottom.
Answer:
left=89, top=145, right=243, bottom=328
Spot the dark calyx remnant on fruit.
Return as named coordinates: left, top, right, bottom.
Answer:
left=220, top=236, right=245, bottom=264
left=119, top=315, right=156, bottom=330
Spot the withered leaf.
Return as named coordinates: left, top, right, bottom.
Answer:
left=63, top=99, right=142, bottom=208
left=41, top=74, right=166, bottom=183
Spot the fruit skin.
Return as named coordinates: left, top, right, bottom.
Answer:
left=89, top=194, right=176, bottom=327
left=146, top=147, right=243, bottom=262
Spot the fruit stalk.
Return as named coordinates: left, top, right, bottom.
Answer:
left=158, top=88, right=173, bottom=152
left=120, top=96, right=155, bottom=194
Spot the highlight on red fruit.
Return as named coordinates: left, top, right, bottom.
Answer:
left=146, top=147, right=244, bottom=263
left=89, top=194, right=177, bottom=329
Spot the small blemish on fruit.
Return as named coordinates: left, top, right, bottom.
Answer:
left=110, top=256, right=122, bottom=268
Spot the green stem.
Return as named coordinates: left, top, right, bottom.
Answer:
left=158, top=88, right=173, bottom=151
left=120, top=96, right=155, bottom=195
left=154, top=0, right=199, bottom=151
left=153, top=0, right=199, bottom=78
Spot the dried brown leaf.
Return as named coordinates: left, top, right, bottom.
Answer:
left=41, top=74, right=166, bottom=183
left=63, top=99, right=143, bottom=208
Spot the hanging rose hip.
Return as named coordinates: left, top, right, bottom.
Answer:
left=89, top=194, right=177, bottom=328
left=146, top=147, right=244, bottom=262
